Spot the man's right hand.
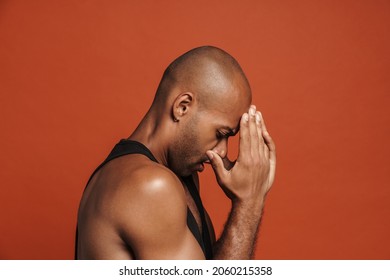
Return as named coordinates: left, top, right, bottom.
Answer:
left=206, top=105, right=276, bottom=206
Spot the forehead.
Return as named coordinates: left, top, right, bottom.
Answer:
left=196, top=71, right=251, bottom=129
left=201, top=102, right=248, bottom=132
left=206, top=90, right=250, bottom=128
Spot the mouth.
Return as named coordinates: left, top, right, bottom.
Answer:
left=195, top=157, right=211, bottom=172
left=197, top=159, right=211, bottom=172
left=197, top=162, right=205, bottom=172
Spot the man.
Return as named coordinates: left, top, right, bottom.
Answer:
left=76, top=46, right=276, bottom=259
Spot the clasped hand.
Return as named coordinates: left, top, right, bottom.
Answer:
left=206, top=105, right=276, bottom=204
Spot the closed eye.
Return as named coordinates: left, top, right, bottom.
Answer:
left=216, top=131, right=229, bottom=139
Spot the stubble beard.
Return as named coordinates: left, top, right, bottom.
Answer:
left=170, top=116, right=203, bottom=177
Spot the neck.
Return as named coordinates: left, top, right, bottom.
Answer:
left=127, top=108, right=172, bottom=168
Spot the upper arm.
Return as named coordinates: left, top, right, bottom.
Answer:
left=113, top=166, right=205, bottom=259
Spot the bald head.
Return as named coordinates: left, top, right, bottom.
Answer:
left=133, top=46, right=252, bottom=176
left=153, top=46, right=251, bottom=110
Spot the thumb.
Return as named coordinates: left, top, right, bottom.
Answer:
left=206, top=150, right=227, bottom=184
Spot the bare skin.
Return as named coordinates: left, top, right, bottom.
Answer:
left=76, top=46, right=276, bottom=259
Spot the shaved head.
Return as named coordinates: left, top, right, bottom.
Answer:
left=139, top=46, right=253, bottom=176
left=153, top=46, right=252, bottom=110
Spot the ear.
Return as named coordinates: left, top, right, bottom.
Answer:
left=172, top=92, right=194, bottom=122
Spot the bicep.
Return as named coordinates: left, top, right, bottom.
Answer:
left=134, top=222, right=205, bottom=260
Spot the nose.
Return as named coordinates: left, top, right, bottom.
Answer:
left=213, top=138, right=228, bottom=159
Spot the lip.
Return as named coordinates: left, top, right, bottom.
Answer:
left=195, top=158, right=210, bottom=172
left=197, top=163, right=205, bottom=172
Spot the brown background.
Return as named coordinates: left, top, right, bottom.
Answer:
left=0, top=0, right=389, bottom=259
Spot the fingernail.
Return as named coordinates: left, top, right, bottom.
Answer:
left=250, top=108, right=256, bottom=116
left=243, top=113, right=249, bottom=122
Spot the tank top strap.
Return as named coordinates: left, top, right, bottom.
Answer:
left=85, top=139, right=158, bottom=187
left=183, top=176, right=213, bottom=259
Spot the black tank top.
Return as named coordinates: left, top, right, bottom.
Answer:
left=75, top=139, right=213, bottom=259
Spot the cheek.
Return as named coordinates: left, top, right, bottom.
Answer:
left=195, top=117, right=218, bottom=150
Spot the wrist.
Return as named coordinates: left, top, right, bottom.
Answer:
left=231, top=197, right=265, bottom=215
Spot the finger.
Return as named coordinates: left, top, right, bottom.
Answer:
left=256, top=111, right=266, bottom=146
left=260, top=112, right=269, bottom=135
left=249, top=106, right=260, bottom=156
left=259, top=113, right=273, bottom=155
left=263, top=131, right=276, bottom=161
left=237, top=112, right=250, bottom=162
left=263, top=131, right=276, bottom=185
left=206, top=150, right=228, bottom=185
left=256, top=111, right=268, bottom=158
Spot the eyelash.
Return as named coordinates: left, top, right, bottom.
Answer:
left=217, top=131, right=228, bottom=139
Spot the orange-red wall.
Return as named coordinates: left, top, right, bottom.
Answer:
left=0, top=0, right=389, bottom=259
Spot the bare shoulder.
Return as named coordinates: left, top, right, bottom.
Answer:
left=79, top=154, right=204, bottom=259
left=103, top=154, right=187, bottom=217
left=100, top=155, right=188, bottom=243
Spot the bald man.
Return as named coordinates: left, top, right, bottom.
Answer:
left=76, top=46, right=276, bottom=259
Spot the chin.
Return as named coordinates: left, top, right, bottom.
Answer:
left=178, top=169, right=194, bottom=177
left=170, top=165, right=192, bottom=177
